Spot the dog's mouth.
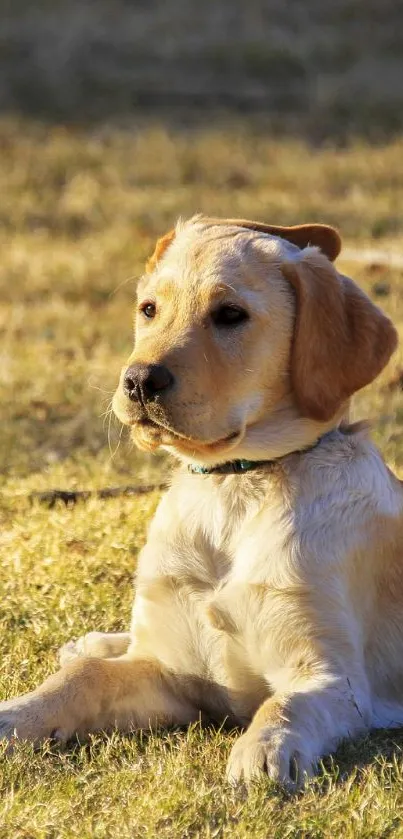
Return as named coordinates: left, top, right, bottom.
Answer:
left=112, top=392, right=244, bottom=455
left=135, top=416, right=243, bottom=454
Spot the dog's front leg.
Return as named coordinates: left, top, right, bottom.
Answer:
left=0, top=656, right=197, bottom=744
left=227, top=675, right=371, bottom=787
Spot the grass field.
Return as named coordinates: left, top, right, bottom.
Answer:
left=2, top=114, right=403, bottom=837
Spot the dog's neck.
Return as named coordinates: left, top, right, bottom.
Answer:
left=171, top=398, right=350, bottom=470
left=234, top=401, right=349, bottom=462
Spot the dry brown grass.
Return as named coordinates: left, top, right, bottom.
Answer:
left=1, top=113, right=403, bottom=837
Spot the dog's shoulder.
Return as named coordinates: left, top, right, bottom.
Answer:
left=284, top=426, right=403, bottom=568
left=295, top=425, right=402, bottom=511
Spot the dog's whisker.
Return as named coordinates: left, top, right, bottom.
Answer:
left=108, top=418, right=125, bottom=461
left=90, top=385, right=116, bottom=395
left=107, top=407, right=114, bottom=457
left=87, top=375, right=116, bottom=395
left=100, top=398, right=113, bottom=411
left=105, top=404, right=125, bottom=461
left=108, top=274, right=138, bottom=299
left=101, top=401, right=114, bottom=430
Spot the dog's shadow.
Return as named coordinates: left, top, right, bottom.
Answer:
left=317, top=727, right=403, bottom=791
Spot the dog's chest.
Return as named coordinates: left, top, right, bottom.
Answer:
left=131, top=472, right=294, bottom=718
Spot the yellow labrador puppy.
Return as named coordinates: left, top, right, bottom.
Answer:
left=1, top=216, right=402, bottom=787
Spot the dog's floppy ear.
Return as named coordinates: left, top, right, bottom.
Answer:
left=146, top=229, right=176, bottom=273
left=281, top=249, right=398, bottom=421
left=207, top=218, right=342, bottom=262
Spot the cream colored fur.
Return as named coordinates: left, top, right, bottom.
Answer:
left=1, top=217, right=402, bottom=789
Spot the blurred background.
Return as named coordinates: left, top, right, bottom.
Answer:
left=1, top=0, right=403, bottom=496
left=2, top=0, right=403, bottom=138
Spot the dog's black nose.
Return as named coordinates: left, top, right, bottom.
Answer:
left=123, top=363, right=174, bottom=403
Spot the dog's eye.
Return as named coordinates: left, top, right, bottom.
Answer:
left=140, top=302, right=156, bottom=320
left=212, top=305, right=249, bottom=328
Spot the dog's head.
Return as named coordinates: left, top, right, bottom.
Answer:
left=113, top=217, right=397, bottom=464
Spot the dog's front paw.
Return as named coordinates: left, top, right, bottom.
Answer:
left=0, top=695, right=73, bottom=744
left=0, top=695, right=45, bottom=743
left=226, top=726, right=316, bottom=788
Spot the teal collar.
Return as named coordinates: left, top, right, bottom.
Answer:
left=188, top=458, right=273, bottom=475
left=187, top=430, right=337, bottom=475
